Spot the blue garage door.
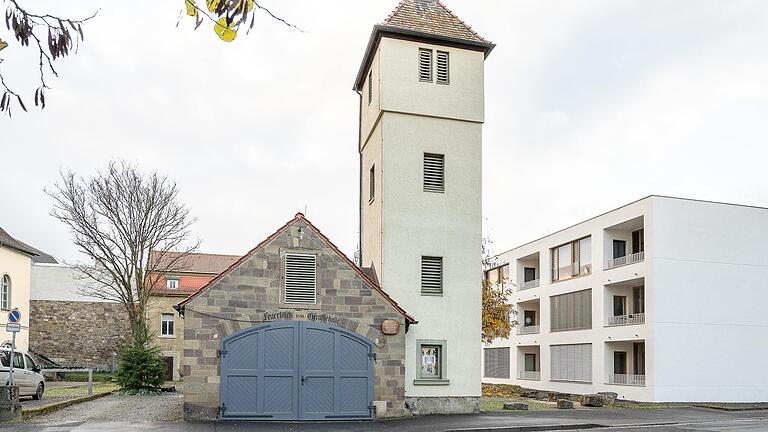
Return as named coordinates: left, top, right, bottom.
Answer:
left=220, top=320, right=374, bottom=421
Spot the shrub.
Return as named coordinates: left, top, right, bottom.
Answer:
left=115, top=324, right=166, bottom=393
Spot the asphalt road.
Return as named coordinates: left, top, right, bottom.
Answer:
left=2, top=394, right=766, bottom=432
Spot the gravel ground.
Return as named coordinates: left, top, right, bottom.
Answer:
left=27, top=391, right=183, bottom=423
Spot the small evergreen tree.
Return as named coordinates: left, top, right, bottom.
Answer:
left=116, top=324, right=167, bottom=394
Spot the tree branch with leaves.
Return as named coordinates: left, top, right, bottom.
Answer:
left=46, top=161, right=200, bottom=341
left=482, top=236, right=516, bottom=344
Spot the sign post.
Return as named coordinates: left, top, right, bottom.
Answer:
left=5, top=309, right=21, bottom=387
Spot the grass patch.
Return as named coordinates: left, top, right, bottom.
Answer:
left=612, top=401, right=692, bottom=410
left=45, top=382, right=119, bottom=398
left=49, top=371, right=115, bottom=382
left=481, top=397, right=557, bottom=412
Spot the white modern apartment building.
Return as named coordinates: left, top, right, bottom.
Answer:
left=482, top=195, right=768, bottom=403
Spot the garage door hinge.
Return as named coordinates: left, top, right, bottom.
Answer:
left=217, top=349, right=227, bottom=358
left=368, top=352, right=376, bottom=360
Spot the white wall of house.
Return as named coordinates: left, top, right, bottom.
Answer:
left=0, top=247, right=32, bottom=351
left=360, top=36, right=485, bottom=399
left=650, top=197, right=768, bottom=402
left=483, top=196, right=768, bottom=402
left=31, top=263, right=110, bottom=302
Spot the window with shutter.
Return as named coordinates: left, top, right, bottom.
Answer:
left=423, top=153, right=445, bottom=193
left=421, top=256, right=443, bottom=295
left=436, top=51, right=449, bottom=84
left=551, top=343, right=592, bottom=382
left=369, top=165, right=375, bottom=202
left=283, top=253, right=317, bottom=304
left=483, top=347, right=510, bottom=378
left=550, top=289, right=592, bottom=331
left=368, top=70, right=373, bottom=105
left=418, top=48, right=433, bottom=82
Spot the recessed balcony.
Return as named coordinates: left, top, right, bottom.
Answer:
left=608, top=373, right=646, bottom=386
left=606, top=340, right=646, bottom=387
left=517, top=345, right=540, bottom=382
left=516, top=252, right=540, bottom=291
left=518, top=370, right=541, bottom=381
left=517, top=324, right=539, bottom=335
left=604, top=216, right=645, bottom=270
left=608, top=313, right=645, bottom=326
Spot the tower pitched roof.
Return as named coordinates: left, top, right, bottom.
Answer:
left=383, top=0, right=489, bottom=44
left=354, top=0, right=495, bottom=91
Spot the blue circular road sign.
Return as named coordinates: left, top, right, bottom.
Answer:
left=7, top=308, right=20, bottom=323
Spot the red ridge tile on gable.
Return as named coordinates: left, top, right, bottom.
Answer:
left=176, top=214, right=415, bottom=324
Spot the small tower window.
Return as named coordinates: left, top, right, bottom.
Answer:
left=421, top=256, right=443, bottom=295
left=369, top=165, right=375, bottom=203
left=418, top=48, right=433, bottom=82
left=436, top=51, right=449, bottom=84
left=368, top=70, right=373, bottom=105
left=423, top=153, right=445, bottom=193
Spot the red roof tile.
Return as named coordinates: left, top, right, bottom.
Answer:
left=383, top=0, right=489, bottom=44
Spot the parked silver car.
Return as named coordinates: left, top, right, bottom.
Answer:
left=0, top=349, right=45, bottom=400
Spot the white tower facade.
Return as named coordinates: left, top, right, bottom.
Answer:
left=354, top=0, right=494, bottom=413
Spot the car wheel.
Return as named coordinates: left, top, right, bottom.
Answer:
left=32, top=382, right=44, bottom=400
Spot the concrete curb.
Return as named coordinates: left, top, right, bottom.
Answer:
left=21, top=391, right=115, bottom=419
left=447, top=424, right=605, bottom=432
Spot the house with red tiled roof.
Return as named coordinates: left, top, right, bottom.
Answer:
left=147, top=250, right=240, bottom=381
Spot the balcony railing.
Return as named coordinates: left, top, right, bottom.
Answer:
left=607, top=251, right=644, bottom=269
left=608, top=373, right=645, bottom=386
left=518, top=370, right=541, bottom=381
left=520, top=279, right=540, bottom=290
left=517, top=325, right=539, bottom=335
left=607, top=313, right=645, bottom=326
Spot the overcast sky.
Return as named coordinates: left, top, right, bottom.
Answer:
left=1, top=0, right=767, bottom=263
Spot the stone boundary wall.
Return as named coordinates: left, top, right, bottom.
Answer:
left=29, top=300, right=130, bottom=369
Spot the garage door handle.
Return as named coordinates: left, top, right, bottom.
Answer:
left=301, top=376, right=306, bottom=385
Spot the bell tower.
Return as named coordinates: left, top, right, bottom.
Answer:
left=354, top=0, right=494, bottom=414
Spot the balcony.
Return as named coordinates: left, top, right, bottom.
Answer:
left=608, top=313, right=645, bottom=326
left=520, top=279, right=540, bottom=290
left=517, top=324, right=539, bottom=335
left=518, top=370, right=541, bottom=381
left=608, top=373, right=646, bottom=386
left=607, top=251, right=644, bottom=269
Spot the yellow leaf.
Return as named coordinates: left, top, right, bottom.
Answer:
left=206, top=0, right=220, bottom=13
left=0, top=38, right=7, bottom=52
left=185, top=0, right=197, bottom=17
left=213, top=18, right=237, bottom=42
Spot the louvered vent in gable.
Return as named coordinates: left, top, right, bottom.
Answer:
left=283, top=253, right=317, bottom=304
left=421, top=256, right=443, bottom=295
left=436, top=51, right=449, bottom=84
left=418, top=48, right=433, bottom=82
left=423, top=153, right=445, bottom=193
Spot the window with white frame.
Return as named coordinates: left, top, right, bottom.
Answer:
left=0, top=275, right=9, bottom=311
left=166, top=276, right=179, bottom=290
left=160, top=313, right=175, bottom=336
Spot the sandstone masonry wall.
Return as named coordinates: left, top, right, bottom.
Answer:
left=29, top=300, right=130, bottom=369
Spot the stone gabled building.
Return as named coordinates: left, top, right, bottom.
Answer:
left=177, top=213, right=414, bottom=420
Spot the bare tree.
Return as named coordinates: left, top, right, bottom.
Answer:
left=47, top=161, right=200, bottom=339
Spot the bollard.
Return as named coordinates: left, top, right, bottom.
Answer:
left=88, top=369, right=93, bottom=396
left=0, top=385, right=21, bottom=421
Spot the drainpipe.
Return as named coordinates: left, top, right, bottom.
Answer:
left=356, top=90, right=363, bottom=266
